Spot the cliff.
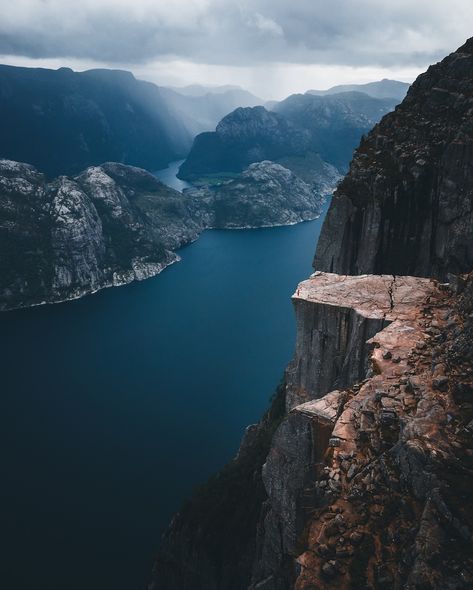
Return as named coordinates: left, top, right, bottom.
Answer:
left=315, top=38, right=473, bottom=280
left=151, top=39, right=473, bottom=590
left=249, top=273, right=472, bottom=589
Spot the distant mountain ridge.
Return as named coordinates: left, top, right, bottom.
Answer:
left=0, top=64, right=262, bottom=177
left=178, top=91, right=399, bottom=182
left=306, top=78, right=410, bottom=101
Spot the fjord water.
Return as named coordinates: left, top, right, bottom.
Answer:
left=0, top=175, right=329, bottom=590
left=153, top=159, right=192, bottom=191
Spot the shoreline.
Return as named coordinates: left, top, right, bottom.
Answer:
left=1, top=211, right=324, bottom=313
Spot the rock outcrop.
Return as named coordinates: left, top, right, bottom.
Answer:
left=315, top=38, right=473, bottom=280
left=289, top=272, right=473, bottom=590
left=286, top=273, right=434, bottom=410
left=249, top=273, right=440, bottom=589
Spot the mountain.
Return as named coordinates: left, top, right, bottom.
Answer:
left=307, top=78, right=410, bottom=101
left=178, top=106, right=311, bottom=180
left=0, top=159, right=197, bottom=310
left=178, top=92, right=398, bottom=182
left=0, top=65, right=262, bottom=178
left=0, top=65, right=194, bottom=177
left=151, top=39, right=473, bottom=590
left=272, top=91, right=399, bottom=170
left=186, top=161, right=325, bottom=228
left=0, top=158, right=324, bottom=310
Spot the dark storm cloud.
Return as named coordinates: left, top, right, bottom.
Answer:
left=0, top=0, right=471, bottom=68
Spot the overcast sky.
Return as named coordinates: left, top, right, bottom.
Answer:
left=0, top=0, right=471, bottom=99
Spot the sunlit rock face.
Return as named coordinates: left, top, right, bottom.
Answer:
left=286, top=272, right=434, bottom=410
left=289, top=273, right=473, bottom=590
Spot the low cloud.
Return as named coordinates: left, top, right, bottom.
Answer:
left=0, top=0, right=471, bottom=67
left=0, top=1, right=471, bottom=98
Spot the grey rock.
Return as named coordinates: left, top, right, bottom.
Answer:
left=0, top=159, right=324, bottom=310
left=315, top=39, right=473, bottom=280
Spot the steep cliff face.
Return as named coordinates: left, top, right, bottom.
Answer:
left=249, top=273, right=439, bottom=589
left=290, top=273, right=473, bottom=590
left=315, top=39, right=473, bottom=280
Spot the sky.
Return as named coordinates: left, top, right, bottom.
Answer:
left=0, top=0, right=471, bottom=99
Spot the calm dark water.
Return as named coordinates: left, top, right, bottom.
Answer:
left=0, top=199, right=329, bottom=590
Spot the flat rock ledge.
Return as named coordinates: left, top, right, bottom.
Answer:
left=285, top=272, right=436, bottom=410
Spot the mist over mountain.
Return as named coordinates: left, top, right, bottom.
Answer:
left=306, top=78, right=410, bottom=101
left=158, top=86, right=263, bottom=138
left=0, top=64, right=262, bottom=177
left=168, top=84, right=259, bottom=98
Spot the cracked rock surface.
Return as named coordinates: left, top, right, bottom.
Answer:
left=292, top=274, right=473, bottom=590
